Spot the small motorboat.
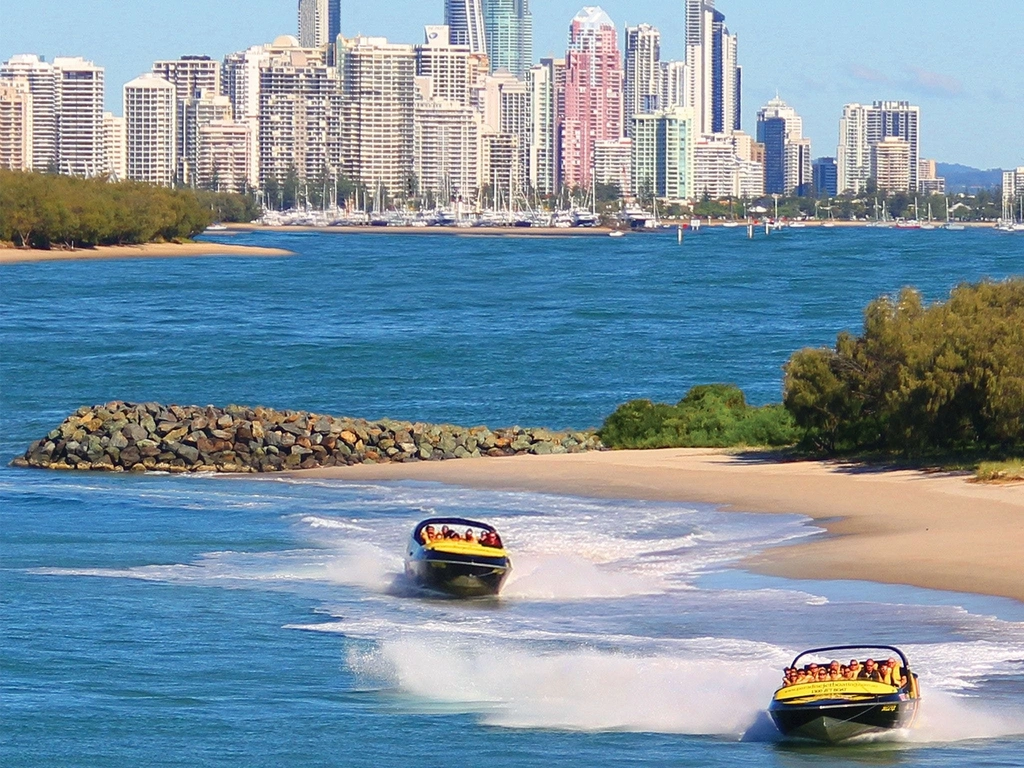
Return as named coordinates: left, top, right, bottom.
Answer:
left=404, top=517, right=511, bottom=597
left=769, top=645, right=921, bottom=743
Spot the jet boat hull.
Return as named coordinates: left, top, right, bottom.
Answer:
left=769, top=696, right=919, bottom=743
left=405, top=549, right=510, bottom=597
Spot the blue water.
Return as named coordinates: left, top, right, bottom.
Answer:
left=2, top=228, right=1023, bottom=767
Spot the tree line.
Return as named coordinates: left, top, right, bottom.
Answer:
left=600, top=279, right=1023, bottom=458
left=0, top=171, right=260, bottom=250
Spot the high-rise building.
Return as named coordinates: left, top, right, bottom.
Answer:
left=1, top=55, right=56, bottom=172
left=417, top=26, right=485, bottom=106
left=124, top=73, right=177, bottom=186
left=152, top=56, right=221, bottom=183
left=196, top=119, right=253, bottom=192
left=482, top=70, right=529, bottom=194
left=184, top=92, right=234, bottom=185
left=685, top=0, right=739, bottom=136
left=1003, top=168, right=1024, bottom=212
left=0, top=79, right=33, bottom=171
left=785, top=138, right=812, bottom=196
left=694, top=133, right=762, bottom=198
left=101, top=112, right=126, bottom=180
left=756, top=96, right=807, bottom=195
left=837, top=100, right=920, bottom=194
left=1, top=55, right=58, bottom=172
left=918, top=158, right=945, bottom=194
left=413, top=75, right=480, bottom=203
left=222, top=45, right=272, bottom=191
left=631, top=106, right=695, bottom=201
left=479, top=131, right=520, bottom=202
left=52, top=57, right=104, bottom=177
left=560, top=6, right=623, bottom=190
left=594, top=137, right=631, bottom=197
left=259, top=36, right=343, bottom=188
left=660, top=60, right=689, bottom=110
left=812, top=156, right=837, bottom=197
left=298, top=0, right=340, bottom=49
left=872, top=136, right=911, bottom=192
left=526, top=57, right=562, bottom=195
left=483, top=0, right=533, bottom=78
left=338, top=35, right=416, bottom=198
left=624, top=24, right=661, bottom=138
left=445, top=0, right=487, bottom=55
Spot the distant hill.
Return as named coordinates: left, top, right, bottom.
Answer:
left=937, top=163, right=1004, bottom=193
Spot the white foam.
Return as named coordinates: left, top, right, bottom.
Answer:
left=348, top=637, right=782, bottom=735
left=502, top=554, right=667, bottom=600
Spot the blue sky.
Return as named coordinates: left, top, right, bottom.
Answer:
left=2, top=0, right=1022, bottom=168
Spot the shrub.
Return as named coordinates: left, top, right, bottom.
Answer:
left=784, top=279, right=1024, bottom=455
left=599, top=384, right=799, bottom=449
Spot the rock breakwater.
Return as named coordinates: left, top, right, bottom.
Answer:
left=12, top=402, right=603, bottom=473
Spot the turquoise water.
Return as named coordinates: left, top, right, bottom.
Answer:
left=2, top=228, right=1023, bottom=766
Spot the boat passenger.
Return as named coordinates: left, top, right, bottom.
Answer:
left=421, top=525, right=437, bottom=544
left=858, top=659, right=882, bottom=682
left=881, top=658, right=906, bottom=688
left=464, top=528, right=475, bottom=542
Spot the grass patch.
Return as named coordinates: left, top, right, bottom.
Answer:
left=973, top=460, right=1024, bottom=484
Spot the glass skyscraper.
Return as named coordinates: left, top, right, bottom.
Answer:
left=444, top=0, right=488, bottom=55
left=482, top=0, right=533, bottom=78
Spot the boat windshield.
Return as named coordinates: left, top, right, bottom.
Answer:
left=779, top=646, right=912, bottom=690
left=414, top=518, right=503, bottom=549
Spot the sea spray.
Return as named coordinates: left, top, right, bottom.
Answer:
left=348, top=637, right=782, bottom=735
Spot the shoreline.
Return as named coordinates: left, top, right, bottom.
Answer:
left=285, top=448, right=1024, bottom=603
left=223, top=220, right=997, bottom=236
left=0, top=241, right=294, bottom=264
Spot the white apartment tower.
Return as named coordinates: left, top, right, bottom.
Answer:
left=416, top=26, right=485, bottom=106
left=338, top=36, right=416, bottom=198
left=124, top=73, right=177, bottom=186
left=0, top=80, right=33, bottom=170
left=413, top=76, right=480, bottom=202
left=101, top=112, right=126, bottom=180
left=526, top=58, right=559, bottom=195
left=837, top=100, right=920, bottom=194
left=151, top=56, right=221, bottom=183
left=694, top=134, right=762, bottom=199
left=661, top=60, right=689, bottom=110
left=482, top=70, right=529, bottom=196
left=197, top=120, right=253, bottom=192
left=223, top=45, right=272, bottom=189
left=594, top=137, right=632, bottom=197
left=258, top=36, right=343, bottom=188
left=872, top=136, right=912, bottom=192
left=0, top=55, right=57, bottom=172
left=52, top=57, right=105, bottom=176
left=624, top=24, right=661, bottom=138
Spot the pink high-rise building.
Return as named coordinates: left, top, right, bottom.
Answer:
left=560, top=6, right=623, bottom=190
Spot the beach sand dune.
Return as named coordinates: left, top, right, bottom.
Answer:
left=292, top=448, right=1024, bottom=602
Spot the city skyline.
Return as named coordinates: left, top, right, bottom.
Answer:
left=0, top=0, right=1021, bottom=170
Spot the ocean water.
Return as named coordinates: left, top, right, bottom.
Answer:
left=2, top=228, right=1023, bottom=767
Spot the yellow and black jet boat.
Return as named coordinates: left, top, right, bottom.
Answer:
left=769, top=645, right=921, bottom=743
left=404, top=517, right=511, bottom=598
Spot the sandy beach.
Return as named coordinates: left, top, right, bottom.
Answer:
left=0, top=241, right=293, bottom=264
left=292, top=448, right=1024, bottom=602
